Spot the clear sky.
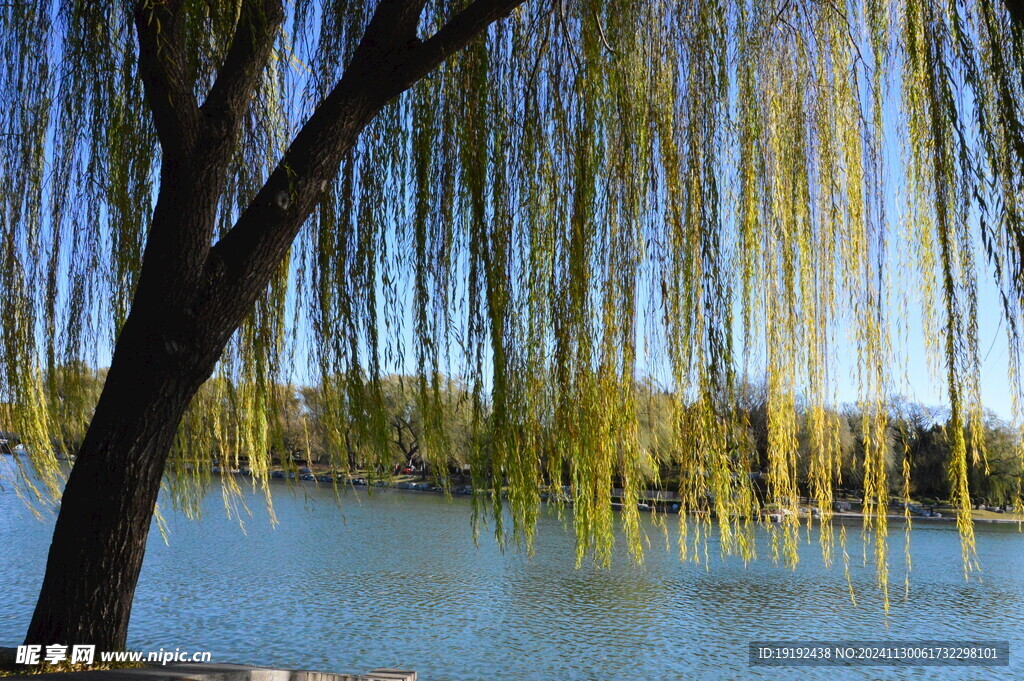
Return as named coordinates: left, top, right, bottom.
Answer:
left=831, top=268, right=1014, bottom=420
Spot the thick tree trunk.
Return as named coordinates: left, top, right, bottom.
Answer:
left=24, top=310, right=224, bottom=649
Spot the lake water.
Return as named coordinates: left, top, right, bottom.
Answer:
left=1, top=473, right=1022, bottom=680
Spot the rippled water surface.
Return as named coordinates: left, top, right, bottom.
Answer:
left=2, top=475, right=1023, bottom=680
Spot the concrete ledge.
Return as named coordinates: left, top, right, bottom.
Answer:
left=363, top=672, right=416, bottom=681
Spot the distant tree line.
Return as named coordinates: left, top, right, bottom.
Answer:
left=25, top=366, right=1023, bottom=507
left=212, top=377, right=1024, bottom=508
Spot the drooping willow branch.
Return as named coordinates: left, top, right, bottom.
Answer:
left=1, top=0, right=1023, bottom=612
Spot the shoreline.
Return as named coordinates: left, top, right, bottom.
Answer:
left=214, top=467, right=1024, bottom=526
left=7, top=456, right=1021, bottom=526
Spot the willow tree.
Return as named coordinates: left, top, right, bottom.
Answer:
left=3, top=0, right=1024, bottom=651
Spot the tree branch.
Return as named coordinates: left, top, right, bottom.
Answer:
left=200, top=0, right=286, bottom=143
left=1006, top=0, right=1024, bottom=31
left=358, top=0, right=430, bottom=56
left=134, top=0, right=200, bottom=158
left=198, top=0, right=528, bottom=334
left=399, top=0, right=528, bottom=91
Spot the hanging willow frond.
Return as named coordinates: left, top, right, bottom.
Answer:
left=2, top=0, right=1023, bottom=609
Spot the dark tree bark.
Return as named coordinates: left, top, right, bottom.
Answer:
left=1007, top=0, right=1024, bottom=29
left=25, top=0, right=525, bottom=650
